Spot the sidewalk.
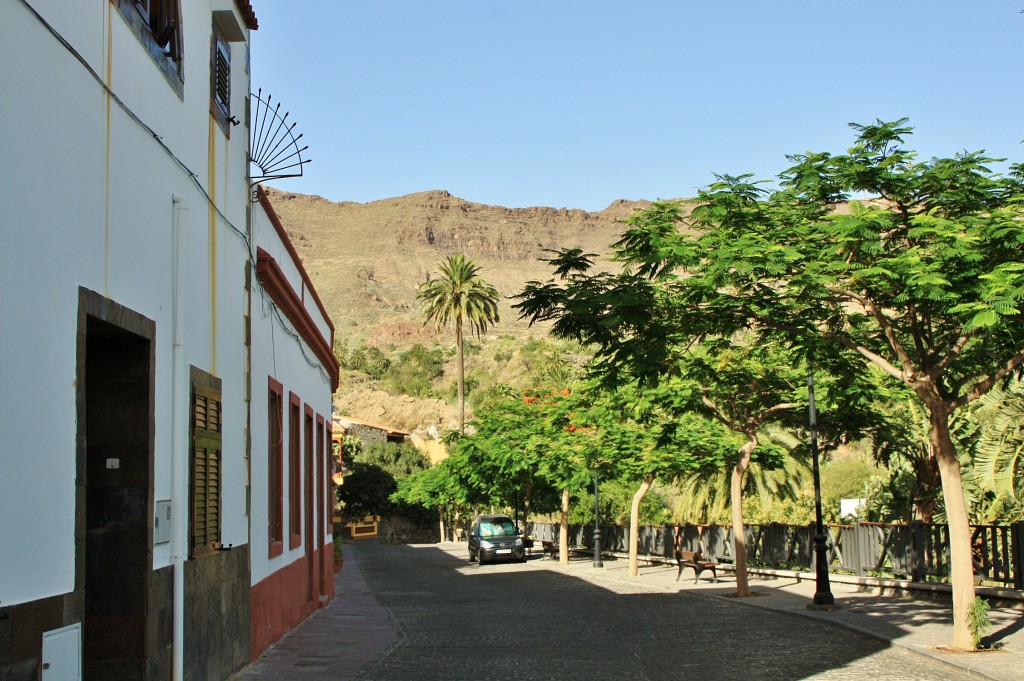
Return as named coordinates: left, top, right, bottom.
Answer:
left=235, top=543, right=1024, bottom=681
left=231, top=548, right=399, bottom=680
left=556, top=552, right=1024, bottom=681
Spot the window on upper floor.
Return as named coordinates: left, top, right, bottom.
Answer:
left=115, top=0, right=184, bottom=94
left=210, top=21, right=233, bottom=135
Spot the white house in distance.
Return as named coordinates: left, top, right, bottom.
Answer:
left=0, top=2, right=339, bottom=680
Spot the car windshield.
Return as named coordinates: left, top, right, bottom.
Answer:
left=479, top=520, right=517, bottom=538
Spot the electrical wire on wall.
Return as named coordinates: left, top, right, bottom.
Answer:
left=18, top=0, right=332, bottom=387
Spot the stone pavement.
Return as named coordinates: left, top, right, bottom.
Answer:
left=233, top=541, right=1024, bottom=681
left=232, top=547, right=398, bottom=680
left=563, top=553, right=1024, bottom=681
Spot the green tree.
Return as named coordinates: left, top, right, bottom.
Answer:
left=566, top=379, right=734, bottom=576
left=515, top=248, right=877, bottom=593
left=971, top=377, right=1024, bottom=519
left=635, top=120, right=1024, bottom=649
left=360, top=441, right=431, bottom=478
left=673, top=426, right=811, bottom=524
left=417, top=254, right=501, bottom=433
left=339, top=441, right=431, bottom=520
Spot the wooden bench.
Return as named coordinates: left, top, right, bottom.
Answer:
left=541, top=540, right=580, bottom=560
left=674, top=549, right=717, bottom=584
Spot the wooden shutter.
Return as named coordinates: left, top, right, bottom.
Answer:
left=192, top=384, right=222, bottom=556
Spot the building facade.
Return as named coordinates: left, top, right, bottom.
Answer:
left=0, top=1, right=339, bottom=679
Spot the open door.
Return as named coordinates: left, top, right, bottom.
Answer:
left=82, top=315, right=151, bottom=681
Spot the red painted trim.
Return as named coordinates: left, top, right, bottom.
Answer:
left=316, top=414, right=328, bottom=599
left=304, top=405, right=315, bottom=602
left=250, top=550, right=333, bottom=659
left=268, top=377, right=284, bottom=558
left=234, top=0, right=258, bottom=30
left=288, top=392, right=302, bottom=550
left=256, top=247, right=340, bottom=391
left=256, top=188, right=335, bottom=339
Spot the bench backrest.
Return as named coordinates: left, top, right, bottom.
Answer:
left=675, top=549, right=703, bottom=562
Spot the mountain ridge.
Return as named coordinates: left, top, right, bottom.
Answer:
left=261, top=186, right=671, bottom=432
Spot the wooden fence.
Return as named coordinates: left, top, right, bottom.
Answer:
left=526, top=520, right=1024, bottom=589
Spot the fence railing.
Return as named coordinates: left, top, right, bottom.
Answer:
left=525, top=520, right=1024, bottom=590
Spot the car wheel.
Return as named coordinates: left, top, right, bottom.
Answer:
left=478, top=553, right=487, bottom=565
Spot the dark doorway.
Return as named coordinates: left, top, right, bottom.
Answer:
left=82, top=314, right=152, bottom=681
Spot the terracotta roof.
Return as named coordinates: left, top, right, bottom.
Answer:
left=235, top=1, right=258, bottom=30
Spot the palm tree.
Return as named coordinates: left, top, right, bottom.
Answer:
left=417, top=254, right=500, bottom=433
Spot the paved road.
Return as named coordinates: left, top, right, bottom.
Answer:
left=350, top=542, right=954, bottom=680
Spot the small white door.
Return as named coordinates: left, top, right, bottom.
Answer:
left=41, top=623, right=82, bottom=681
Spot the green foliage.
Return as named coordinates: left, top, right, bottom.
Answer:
left=418, top=254, right=501, bottom=433
left=571, top=480, right=672, bottom=526
left=417, top=254, right=501, bottom=337
left=971, top=376, right=1024, bottom=516
left=967, top=597, right=992, bottom=649
left=339, top=440, right=431, bottom=520
left=863, top=461, right=919, bottom=523
left=339, top=435, right=364, bottom=468
left=824, top=455, right=880, bottom=501
left=339, top=343, right=391, bottom=379
left=338, top=462, right=397, bottom=518
left=380, top=343, right=446, bottom=397
left=672, top=427, right=813, bottom=524
left=358, top=441, right=430, bottom=478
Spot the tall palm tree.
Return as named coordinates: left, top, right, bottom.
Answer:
left=417, top=254, right=500, bottom=433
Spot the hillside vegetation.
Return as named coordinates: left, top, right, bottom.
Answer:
left=264, top=187, right=665, bottom=432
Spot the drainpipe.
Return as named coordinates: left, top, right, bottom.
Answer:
left=171, top=194, right=189, bottom=681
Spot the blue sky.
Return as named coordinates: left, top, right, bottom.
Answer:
left=250, top=1, right=1023, bottom=212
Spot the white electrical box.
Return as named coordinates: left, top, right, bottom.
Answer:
left=42, top=623, right=82, bottom=681
left=155, top=500, right=171, bottom=544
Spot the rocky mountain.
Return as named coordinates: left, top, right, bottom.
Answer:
left=262, top=187, right=663, bottom=431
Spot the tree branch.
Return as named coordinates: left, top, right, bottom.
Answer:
left=828, top=285, right=917, bottom=376
left=699, top=393, right=739, bottom=432
left=757, top=402, right=801, bottom=421
left=822, top=329, right=906, bottom=382
left=928, top=330, right=976, bottom=381
left=954, top=349, right=1024, bottom=409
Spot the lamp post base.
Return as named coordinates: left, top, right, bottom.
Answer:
left=811, top=531, right=835, bottom=609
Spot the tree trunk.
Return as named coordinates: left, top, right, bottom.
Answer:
left=930, top=409, right=978, bottom=649
left=438, top=503, right=446, bottom=543
left=456, top=320, right=465, bottom=434
left=523, top=479, right=533, bottom=531
left=731, top=438, right=756, bottom=597
left=559, top=488, right=570, bottom=565
left=911, top=449, right=941, bottom=524
left=628, top=473, right=656, bottom=577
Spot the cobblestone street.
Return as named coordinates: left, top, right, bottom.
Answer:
left=345, top=542, right=954, bottom=681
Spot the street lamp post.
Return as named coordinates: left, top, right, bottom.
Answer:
left=593, top=469, right=603, bottom=568
left=807, top=367, right=835, bottom=609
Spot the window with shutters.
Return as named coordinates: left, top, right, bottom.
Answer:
left=210, top=22, right=232, bottom=136
left=190, top=368, right=222, bottom=558
left=268, top=378, right=284, bottom=557
left=115, top=0, right=184, bottom=94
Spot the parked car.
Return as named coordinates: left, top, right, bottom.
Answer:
left=467, top=514, right=527, bottom=564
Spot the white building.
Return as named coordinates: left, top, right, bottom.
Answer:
left=0, top=1, right=339, bottom=679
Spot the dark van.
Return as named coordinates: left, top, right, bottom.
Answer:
left=467, top=514, right=527, bottom=564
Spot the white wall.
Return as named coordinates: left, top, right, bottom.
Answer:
left=0, top=0, right=253, bottom=605
left=248, top=200, right=336, bottom=585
